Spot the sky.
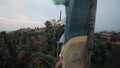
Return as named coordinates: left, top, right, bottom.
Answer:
left=0, top=0, right=65, bottom=31
left=0, top=0, right=120, bottom=32
left=95, top=0, right=120, bottom=32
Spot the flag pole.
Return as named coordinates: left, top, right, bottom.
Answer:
left=84, top=0, right=97, bottom=68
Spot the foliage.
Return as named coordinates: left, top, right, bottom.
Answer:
left=0, top=31, right=42, bottom=68
left=39, top=52, right=58, bottom=68
left=91, top=34, right=112, bottom=66
left=41, top=23, right=64, bottom=57
left=0, top=22, right=64, bottom=68
left=44, top=20, right=52, bottom=28
left=0, top=22, right=114, bottom=68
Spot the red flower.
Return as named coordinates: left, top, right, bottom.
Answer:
left=22, top=52, right=28, bottom=56
left=18, top=57, right=26, bottom=63
left=23, top=32, right=34, bottom=42
left=29, top=37, right=34, bottom=42
left=36, top=42, right=43, bottom=46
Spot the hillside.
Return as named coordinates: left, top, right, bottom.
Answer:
left=0, top=25, right=120, bottom=68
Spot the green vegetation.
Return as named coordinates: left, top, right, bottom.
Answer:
left=0, top=21, right=64, bottom=68
left=0, top=21, right=119, bottom=68
left=91, top=34, right=112, bottom=68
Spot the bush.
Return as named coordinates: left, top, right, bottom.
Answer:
left=0, top=24, right=64, bottom=68
left=91, top=34, right=112, bottom=66
left=0, top=31, right=42, bottom=68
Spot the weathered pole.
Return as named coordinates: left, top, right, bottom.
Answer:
left=84, top=0, right=97, bottom=68
left=60, top=10, right=62, bottom=21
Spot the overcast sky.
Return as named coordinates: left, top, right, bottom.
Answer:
left=0, top=0, right=120, bottom=32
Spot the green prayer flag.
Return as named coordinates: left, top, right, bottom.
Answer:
left=53, top=0, right=91, bottom=43
left=64, top=0, right=91, bottom=43
left=52, top=0, right=65, bottom=5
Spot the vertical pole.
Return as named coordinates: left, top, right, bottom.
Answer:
left=57, top=10, right=62, bottom=56
left=60, top=10, right=62, bottom=21
left=23, top=23, right=24, bottom=29
left=84, top=0, right=97, bottom=68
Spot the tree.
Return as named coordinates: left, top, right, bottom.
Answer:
left=45, top=20, right=52, bottom=28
